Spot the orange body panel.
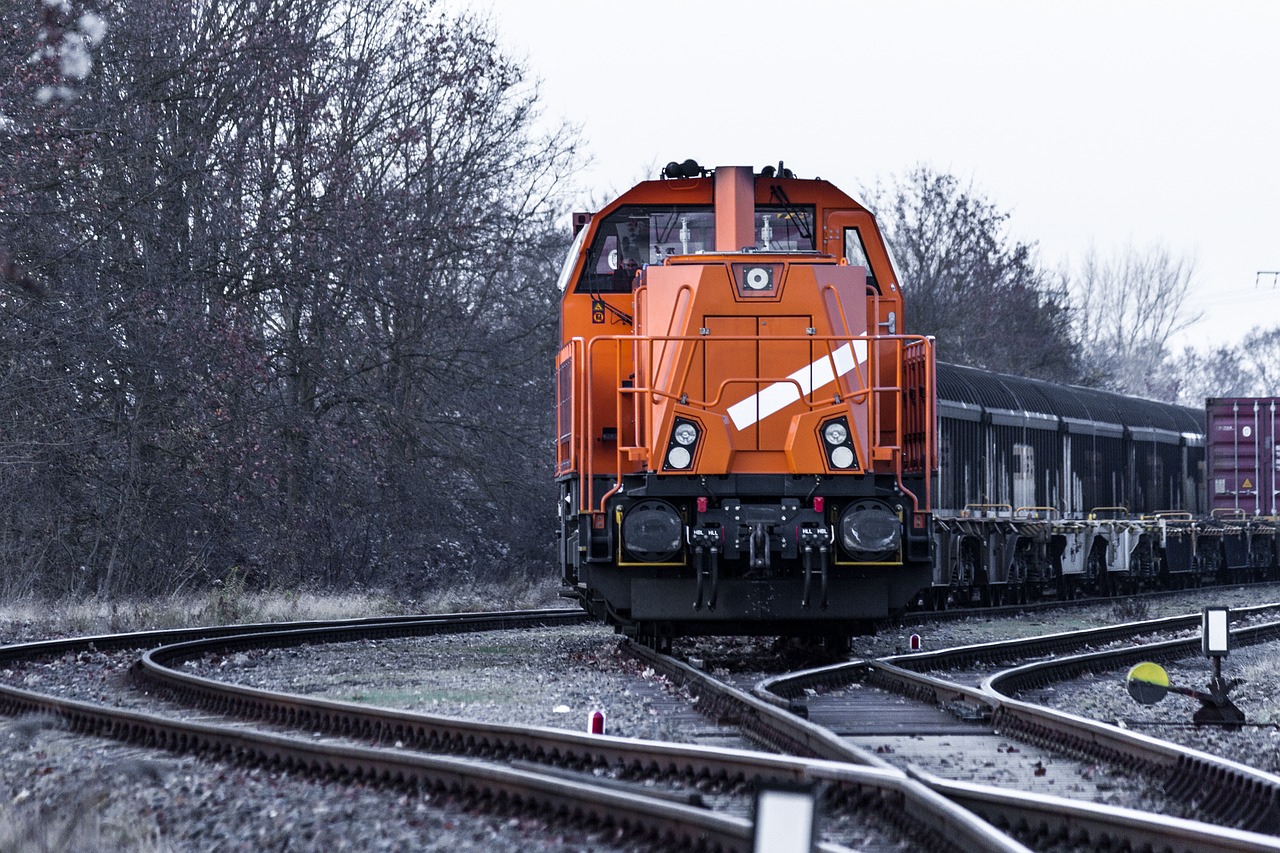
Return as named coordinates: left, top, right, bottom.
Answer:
left=556, top=170, right=936, bottom=513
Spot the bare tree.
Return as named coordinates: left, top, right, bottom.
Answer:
left=1162, top=324, right=1280, bottom=406
left=1239, top=326, right=1280, bottom=394
left=1159, top=345, right=1253, bottom=407
left=862, top=165, right=1078, bottom=381
left=1067, top=242, right=1202, bottom=398
left=0, top=0, right=577, bottom=598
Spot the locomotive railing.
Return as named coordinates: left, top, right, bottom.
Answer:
left=561, top=330, right=936, bottom=516
left=555, top=345, right=577, bottom=475
left=902, top=336, right=937, bottom=475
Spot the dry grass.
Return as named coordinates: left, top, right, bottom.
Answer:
left=0, top=576, right=569, bottom=643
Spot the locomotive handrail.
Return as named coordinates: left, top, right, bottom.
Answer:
left=621, top=333, right=928, bottom=389
left=571, top=330, right=934, bottom=514
left=817, top=280, right=865, bottom=342
left=644, top=371, right=875, bottom=410
left=1088, top=506, right=1131, bottom=520
left=816, top=281, right=938, bottom=506
left=555, top=339, right=584, bottom=477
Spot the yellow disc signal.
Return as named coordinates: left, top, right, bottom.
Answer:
left=1126, top=661, right=1170, bottom=705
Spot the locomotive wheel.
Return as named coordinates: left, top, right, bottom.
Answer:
left=637, top=630, right=672, bottom=655
left=821, top=634, right=850, bottom=654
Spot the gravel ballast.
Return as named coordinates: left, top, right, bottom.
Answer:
left=3, top=584, right=1280, bottom=849
left=0, top=624, right=670, bottom=851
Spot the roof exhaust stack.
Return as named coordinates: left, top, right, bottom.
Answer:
left=714, top=166, right=756, bottom=253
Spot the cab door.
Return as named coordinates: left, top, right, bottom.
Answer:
left=704, top=315, right=812, bottom=452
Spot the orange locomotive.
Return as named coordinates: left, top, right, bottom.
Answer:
left=555, top=161, right=936, bottom=645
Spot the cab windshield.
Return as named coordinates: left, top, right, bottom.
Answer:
left=577, top=206, right=714, bottom=293
left=574, top=204, right=816, bottom=293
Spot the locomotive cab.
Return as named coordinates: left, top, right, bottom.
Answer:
left=555, top=162, right=936, bottom=643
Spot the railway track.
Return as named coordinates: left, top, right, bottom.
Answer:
left=0, top=609, right=1009, bottom=852
left=7, top=602, right=1280, bottom=850
left=895, top=580, right=1280, bottom=627
left=733, top=604, right=1280, bottom=849
left=629, top=645, right=1280, bottom=851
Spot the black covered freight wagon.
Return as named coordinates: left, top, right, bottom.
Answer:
left=935, top=363, right=1206, bottom=519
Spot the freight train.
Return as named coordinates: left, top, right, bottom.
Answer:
left=555, top=161, right=1279, bottom=645
left=929, top=365, right=1278, bottom=608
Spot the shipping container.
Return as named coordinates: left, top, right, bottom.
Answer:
left=1207, top=398, right=1280, bottom=517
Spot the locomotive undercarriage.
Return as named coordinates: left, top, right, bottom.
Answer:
left=559, top=473, right=933, bottom=643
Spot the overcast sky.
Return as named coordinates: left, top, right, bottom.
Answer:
left=475, top=0, right=1278, bottom=352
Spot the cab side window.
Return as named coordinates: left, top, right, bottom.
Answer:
left=843, top=227, right=880, bottom=293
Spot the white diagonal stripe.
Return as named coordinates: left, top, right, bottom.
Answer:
left=726, top=339, right=866, bottom=431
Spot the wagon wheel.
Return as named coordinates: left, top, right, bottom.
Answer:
left=1085, top=546, right=1107, bottom=596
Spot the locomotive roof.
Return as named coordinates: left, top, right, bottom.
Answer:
left=937, top=362, right=1206, bottom=442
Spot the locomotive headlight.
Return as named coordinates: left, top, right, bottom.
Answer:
left=839, top=502, right=901, bottom=561
left=622, top=499, right=683, bottom=562
left=664, top=417, right=701, bottom=470
left=821, top=417, right=857, bottom=471
left=830, top=446, right=855, bottom=469
left=733, top=263, right=781, bottom=297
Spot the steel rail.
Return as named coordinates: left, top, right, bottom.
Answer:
left=761, top=601, right=1280, bottom=701
left=5, top=610, right=1013, bottom=852
left=0, top=678, right=769, bottom=852
left=138, top=628, right=857, bottom=787
left=982, top=620, right=1280, bottom=833
left=755, top=608, right=1280, bottom=836
left=912, top=769, right=1280, bottom=852
left=21, top=606, right=1275, bottom=848
left=619, top=640, right=1027, bottom=852
left=0, top=609, right=807, bottom=851
left=895, top=581, right=1280, bottom=627
left=133, top=618, right=1025, bottom=851
left=631, top=635, right=1280, bottom=851
left=0, top=608, right=589, bottom=665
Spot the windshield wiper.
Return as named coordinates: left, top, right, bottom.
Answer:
left=768, top=185, right=814, bottom=244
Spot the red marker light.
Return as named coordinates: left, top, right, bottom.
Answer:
left=588, top=710, right=605, bottom=735
left=697, top=497, right=708, bottom=513
left=909, top=634, right=922, bottom=651
left=813, top=497, right=825, bottom=513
